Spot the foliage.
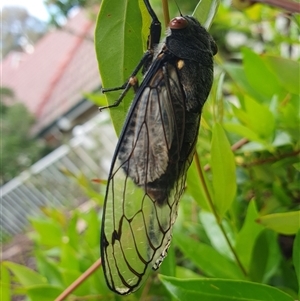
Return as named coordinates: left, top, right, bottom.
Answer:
left=0, top=6, right=47, bottom=58
left=44, top=0, right=99, bottom=26
left=0, top=100, right=51, bottom=184
left=2, top=0, right=299, bottom=300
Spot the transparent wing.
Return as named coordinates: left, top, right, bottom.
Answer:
left=101, top=60, right=194, bottom=294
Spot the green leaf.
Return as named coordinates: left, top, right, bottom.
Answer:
left=224, top=122, right=261, bottom=142
left=0, top=264, right=11, bottom=301
left=211, top=123, right=236, bottom=216
left=81, top=209, right=100, bottom=249
left=35, top=252, right=64, bottom=287
left=262, top=56, right=300, bottom=95
left=160, top=241, right=176, bottom=277
left=293, top=229, right=300, bottom=298
left=235, top=200, right=264, bottom=269
left=95, top=0, right=145, bottom=135
left=248, top=230, right=281, bottom=283
left=279, top=96, right=300, bottom=135
left=26, top=285, right=63, bottom=301
left=29, top=217, right=63, bottom=247
left=174, top=233, right=245, bottom=279
left=4, top=261, right=46, bottom=286
left=84, top=92, right=108, bottom=107
left=159, top=276, right=294, bottom=301
left=293, top=162, right=300, bottom=172
left=223, top=63, right=267, bottom=102
left=242, top=48, right=282, bottom=98
left=256, top=211, right=300, bottom=235
left=231, top=96, right=275, bottom=141
left=67, top=212, right=79, bottom=250
left=199, top=211, right=233, bottom=259
left=193, top=0, right=220, bottom=28
left=60, top=269, right=92, bottom=296
left=186, top=158, right=211, bottom=212
left=175, top=266, right=202, bottom=279
left=60, top=242, right=79, bottom=271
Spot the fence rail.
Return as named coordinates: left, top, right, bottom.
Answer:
left=1, top=113, right=116, bottom=241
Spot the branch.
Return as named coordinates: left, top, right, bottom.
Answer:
left=241, top=149, right=300, bottom=168
left=232, top=0, right=300, bottom=13
left=255, top=0, right=300, bottom=13
left=55, top=258, right=102, bottom=301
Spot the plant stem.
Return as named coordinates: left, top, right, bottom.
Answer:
left=194, top=152, right=247, bottom=277
left=54, top=258, right=102, bottom=301
left=161, top=0, right=170, bottom=27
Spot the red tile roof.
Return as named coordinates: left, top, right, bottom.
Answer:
left=1, top=9, right=101, bottom=136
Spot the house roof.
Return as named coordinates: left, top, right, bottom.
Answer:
left=1, top=9, right=101, bottom=136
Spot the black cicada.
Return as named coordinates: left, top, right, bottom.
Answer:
left=100, top=0, right=217, bottom=295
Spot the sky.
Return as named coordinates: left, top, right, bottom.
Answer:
left=0, top=0, right=50, bottom=21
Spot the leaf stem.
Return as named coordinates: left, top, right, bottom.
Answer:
left=161, top=0, right=170, bottom=27
left=194, top=152, right=247, bottom=277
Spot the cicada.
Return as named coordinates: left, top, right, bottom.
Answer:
left=100, top=0, right=217, bottom=295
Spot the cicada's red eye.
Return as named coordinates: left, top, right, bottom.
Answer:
left=169, top=17, right=188, bottom=29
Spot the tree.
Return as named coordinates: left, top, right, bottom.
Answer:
left=44, top=0, right=99, bottom=26
left=1, top=92, right=50, bottom=184
left=0, top=6, right=47, bottom=58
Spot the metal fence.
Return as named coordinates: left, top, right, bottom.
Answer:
left=0, top=113, right=117, bottom=241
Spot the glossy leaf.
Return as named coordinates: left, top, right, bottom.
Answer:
left=186, top=158, right=211, bottom=212
left=159, top=242, right=176, bottom=278
left=4, top=261, right=46, bottom=286
left=262, top=56, right=300, bottom=95
left=0, top=264, right=11, bottom=301
left=235, top=200, right=264, bottom=269
left=222, top=63, right=267, bottom=102
left=95, top=0, right=145, bottom=134
left=199, top=211, right=233, bottom=259
left=66, top=212, right=79, bottom=250
left=224, top=122, right=263, bottom=143
left=60, top=269, right=92, bottom=296
left=60, top=242, right=79, bottom=271
left=84, top=92, right=108, bottom=107
left=242, top=48, right=283, bottom=99
left=256, top=211, right=300, bottom=235
left=231, top=96, right=275, bottom=141
left=293, top=229, right=300, bottom=298
left=193, top=0, right=220, bottom=29
left=211, top=123, right=236, bottom=216
left=174, top=232, right=245, bottom=279
left=81, top=209, right=100, bottom=249
left=35, top=251, right=63, bottom=287
left=248, top=230, right=281, bottom=283
left=175, top=266, right=202, bottom=279
left=26, top=285, right=63, bottom=301
left=159, top=275, right=294, bottom=301
left=29, top=217, right=63, bottom=247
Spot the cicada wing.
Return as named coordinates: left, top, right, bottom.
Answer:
left=101, top=60, right=188, bottom=294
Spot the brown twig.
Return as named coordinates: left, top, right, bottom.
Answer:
left=255, top=0, right=300, bottom=13
left=241, top=149, right=300, bottom=168
left=55, top=258, right=102, bottom=301
left=232, top=0, right=300, bottom=13
left=204, top=138, right=249, bottom=171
